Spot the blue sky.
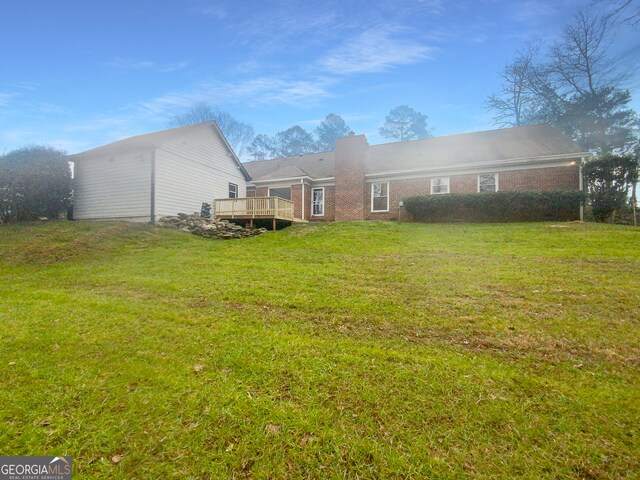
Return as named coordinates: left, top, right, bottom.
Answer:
left=1, top=0, right=638, bottom=157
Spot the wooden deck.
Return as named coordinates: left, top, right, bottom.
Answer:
left=213, top=196, right=303, bottom=229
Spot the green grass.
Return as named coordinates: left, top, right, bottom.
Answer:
left=0, top=220, right=638, bottom=479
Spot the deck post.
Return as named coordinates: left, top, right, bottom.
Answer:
left=272, top=218, right=277, bottom=231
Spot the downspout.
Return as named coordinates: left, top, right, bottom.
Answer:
left=300, top=178, right=305, bottom=220
left=150, top=150, right=156, bottom=224
left=579, top=156, right=584, bottom=222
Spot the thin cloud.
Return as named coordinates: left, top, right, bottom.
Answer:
left=0, top=129, right=37, bottom=142
left=511, top=0, right=557, bottom=23
left=226, top=59, right=264, bottom=75
left=191, top=1, right=227, bottom=19
left=236, top=9, right=339, bottom=55
left=102, top=58, right=190, bottom=72
left=319, top=27, right=435, bottom=75
left=57, top=74, right=335, bottom=153
left=4, top=81, right=38, bottom=91
left=0, top=92, right=17, bottom=107
left=136, top=76, right=334, bottom=117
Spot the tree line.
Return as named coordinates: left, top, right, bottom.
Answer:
left=0, top=146, right=72, bottom=223
left=1, top=4, right=638, bottom=224
left=484, top=6, right=639, bottom=223
left=486, top=10, right=638, bottom=155
left=168, top=104, right=433, bottom=161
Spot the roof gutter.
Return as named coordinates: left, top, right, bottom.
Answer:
left=365, top=152, right=592, bottom=179
left=251, top=175, right=313, bottom=184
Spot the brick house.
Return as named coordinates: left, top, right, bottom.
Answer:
left=243, top=124, right=589, bottom=222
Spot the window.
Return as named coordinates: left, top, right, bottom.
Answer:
left=430, top=177, right=450, bottom=194
left=371, top=182, right=389, bottom=212
left=268, top=187, right=291, bottom=200
left=312, top=187, right=324, bottom=216
left=478, top=173, right=498, bottom=193
left=228, top=183, right=238, bottom=198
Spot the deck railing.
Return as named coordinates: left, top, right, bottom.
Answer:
left=213, top=196, right=295, bottom=221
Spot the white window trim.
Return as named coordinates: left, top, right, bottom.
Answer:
left=228, top=182, right=238, bottom=198
left=371, top=182, right=390, bottom=212
left=311, top=187, right=325, bottom=217
left=477, top=173, right=499, bottom=193
left=430, top=177, right=450, bottom=195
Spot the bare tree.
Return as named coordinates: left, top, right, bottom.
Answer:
left=489, top=11, right=638, bottom=153
left=168, top=103, right=255, bottom=158
left=548, top=13, right=622, bottom=97
left=545, top=11, right=637, bottom=152
left=596, top=0, right=640, bottom=28
left=487, top=45, right=541, bottom=127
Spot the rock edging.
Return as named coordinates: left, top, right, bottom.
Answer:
left=158, top=213, right=267, bottom=239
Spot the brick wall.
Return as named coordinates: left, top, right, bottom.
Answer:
left=309, top=186, right=335, bottom=222
left=292, top=184, right=312, bottom=220
left=364, top=164, right=580, bottom=221
left=449, top=165, right=579, bottom=193
left=255, top=186, right=269, bottom=197
left=499, top=165, right=579, bottom=191
left=365, top=179, right=426, bottom=221
left=251, top=163, right=579, bottom=222
left=334, top=134, right=367, bottom=221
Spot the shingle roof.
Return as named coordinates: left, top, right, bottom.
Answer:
left=244, top=151, right=335, bottom=181
left=67, top=121, right=250, bottom=180
left=244, top=125, right=585, bottom=182
left=366, top=124, right=583, bottom=174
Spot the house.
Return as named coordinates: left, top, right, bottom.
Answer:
left=68, top=122, right=249, bottom=222
left=69, top=123, right=588, bottom=224
left=243, top=124, right=589, bottom=222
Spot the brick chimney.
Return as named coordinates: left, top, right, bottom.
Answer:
left=334, top=133, right=368, bottom=221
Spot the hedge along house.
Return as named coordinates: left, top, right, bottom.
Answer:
left=243, top=124, right=590, bottom=222
left=69, top=122, right=250, bottom=222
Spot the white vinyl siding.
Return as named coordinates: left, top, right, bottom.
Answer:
left=478, top=173, right=498, bottom=192
left=371, top=182, right=389, bottom=212
left=73, top=151, right=152, bottom=221
left=312, top=187, right=324, bottom=216
left=430, top=177, right=450, bottom=194
left=155, top=126, right=246, bottom=218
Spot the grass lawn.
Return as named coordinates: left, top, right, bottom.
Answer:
left=0, top=220, right=638, bottom=479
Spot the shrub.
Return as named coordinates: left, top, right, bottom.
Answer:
left=583, top=153, right=638, bottom=222
left=404, top=191, right=586, bottom=223
left=0, top=145, right=72, bottom=223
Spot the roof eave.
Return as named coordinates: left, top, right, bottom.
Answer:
left=366, top=152, right=590, bottom=178
left=209, top=122, right=251, bottom=181
left=250, top=175, right=313, bottom=184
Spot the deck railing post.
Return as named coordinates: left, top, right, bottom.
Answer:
left=210, top=196, right=296, bottom=223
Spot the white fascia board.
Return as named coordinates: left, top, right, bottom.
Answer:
left=251, top=175, right=312, bottom=184
left=312, top=181, right=336, bottom=187
left=365, top=155, right=585, bottom=182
